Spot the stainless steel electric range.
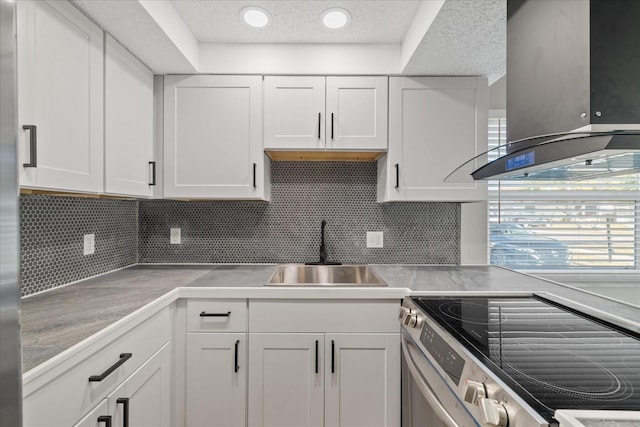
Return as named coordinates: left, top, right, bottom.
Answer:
left=399, top=295, right=640, bottom=427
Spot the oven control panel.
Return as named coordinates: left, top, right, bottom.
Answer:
left=420, top=322, right=465, bottom=386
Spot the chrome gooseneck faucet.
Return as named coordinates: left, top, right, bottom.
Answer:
left=306, top=220, right=341, bottom=265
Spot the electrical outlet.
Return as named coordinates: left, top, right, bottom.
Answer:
left=170, top=228, right=181, bottom=244
left=366, top=231, right=383, bottom=248
left=83, top=233, right=95, bottom=255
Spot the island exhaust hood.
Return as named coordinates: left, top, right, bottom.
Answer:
left=447, top=0, right=640, bottom=182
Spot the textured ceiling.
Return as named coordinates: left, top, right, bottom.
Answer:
left=403, top=0, right=506, bottom=83
left=170, top=0, right=422, bottom=43
left=70, top=0, right=506, bottom=80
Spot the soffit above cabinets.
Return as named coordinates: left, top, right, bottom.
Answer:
left=171, top=0, right=422, bottom=44
left=71, top=0, right=505, bottom=82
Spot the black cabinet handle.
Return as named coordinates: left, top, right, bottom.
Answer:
left=395, top=163, right=400, bottom=189
left=148, top=161, right=156, bottom=186
left=315, top=340, right=319, bottom=374
left=97, top=416, right=112, bottom=427
left=116, top=398, right=129, bottom=427
left=252, top=163, right=257, bottom=188
left=200, top=311, right=231, bottom=317
left=318, top=113, right=321, bottom=139
left=331, top=113, right=334, bottom=140
left=23, top=125, right=37, bottom=168
left=234, top=340, right=240, bottom=373
left=89, top=353, right=132, bottom=382
left=331, top=340, right=335, bottom=373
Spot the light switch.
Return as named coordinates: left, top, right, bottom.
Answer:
left=83, top=233, right=95, bottom=255
left=366, top=231, right=383, bottom=248
left=170, top=228, right=181, bottom=244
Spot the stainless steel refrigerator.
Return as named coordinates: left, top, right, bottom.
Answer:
left=0, top=0, right=23, bottom=425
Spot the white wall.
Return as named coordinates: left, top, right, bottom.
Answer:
left=198, top=43, right=401, bottom=75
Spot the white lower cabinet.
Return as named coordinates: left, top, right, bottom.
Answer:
left=181, top=299, right=249, bottom=427
left=325, top=334, right=401, bottom=427
left=71, top=343, right=172, bottom=427
left=23, top=307, right=172, bottom=427
left=185, top=333, right=247, bottom=427
left=248, top=333, right=325, bottom=427
left=247, top=300, right=401, bottom=427
left=72, top=400, right=109, bottom=427
left=107, top=342, right=172, bottom=427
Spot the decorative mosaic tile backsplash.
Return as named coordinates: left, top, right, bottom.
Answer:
left=19, top=163, right=460, bottom=295
left=139, top=162, right=460, bottom=264
left=20, top=195, right=138, bottom=296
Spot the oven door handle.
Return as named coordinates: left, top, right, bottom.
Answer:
left=402, top=336, right=461, bottom=427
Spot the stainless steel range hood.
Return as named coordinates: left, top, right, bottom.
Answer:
left=448, top=0, right=640, bottom=182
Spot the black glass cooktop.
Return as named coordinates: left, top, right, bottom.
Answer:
left=413, top=296, right=640, bottom=423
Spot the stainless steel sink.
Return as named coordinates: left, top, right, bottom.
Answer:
left=267, top=264, right=387, bottom=287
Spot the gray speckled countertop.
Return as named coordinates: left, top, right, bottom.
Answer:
left=372, top=265, right=640, bottom=326
left=21, top=264, right=277, bottom=371
left=21, top=264, right=639, bottom=373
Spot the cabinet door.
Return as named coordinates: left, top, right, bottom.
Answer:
left=326, top=76, right=388, bottom=150
left=325, top=334, right=401, bottom=427
left=17, top=0, right=104, bottom=192
left=248, top=333, right=324, bottom=427
left=73, top=400, right=109, bottom=427
left=264, top=76, right=326, bottom=150
left=380, top=77, right=488, bottom=202
left=104, top=34, right=154, bottom=197
left=108, top=342, right=171, bottom=427
left=164, top=75, right=266, bottom=199
left=186, top=333, right=246, bottom=427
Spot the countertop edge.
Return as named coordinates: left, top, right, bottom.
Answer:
left=22, top=286, right=409, bottom=384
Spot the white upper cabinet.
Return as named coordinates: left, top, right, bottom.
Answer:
left=264, top=76, right=326, bottom=150
left=17, top=0, right=104, bottom=193
left=164, top=75, right=269, bottom=200
left=325, top=76, right=388, bottom=150
left=264, top=76, right=388, bottom=151
left=378, top=77, right=488, bottom=202
left=104, top=34, right=155, bottom=197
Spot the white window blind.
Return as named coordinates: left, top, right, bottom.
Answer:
left=488, top=117, right=640, bottom=270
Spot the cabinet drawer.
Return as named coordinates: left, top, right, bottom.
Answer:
left=187, top=299, right=247, bottom=332
left=23, top=307, right=171, bottom=427
left=249, top=299, right=400, bottom=333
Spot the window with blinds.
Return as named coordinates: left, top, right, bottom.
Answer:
left=488, top=116, right=640, bottom=270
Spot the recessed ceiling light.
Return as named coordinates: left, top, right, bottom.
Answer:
left=242, top=6, right=270, bottom=28
left=321, top=8, right=351, bottom=30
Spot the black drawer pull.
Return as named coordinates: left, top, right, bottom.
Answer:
left=23, top=125, right=37, bottom=168
left=315, top=340, right=319, bottom=374
left=395, top=163, right=400, bottom=189
left=97, top=415, right=112, bottom=427
left=234, top=340, right=240, bottom=373
left=331, top=113, right=334, bottom=140
left=331, top=340, right=335, bottom=373
left=117, top=398, right=129, bottom=427
left=89, top=353, right=132, bottom=382
left=317, top=113, right=321, bottom=139
left=253, top=163, right=257, bottom=188
left=148, top=161, right=156, bottom=186
left=200, top=311, right=231, bottom=317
